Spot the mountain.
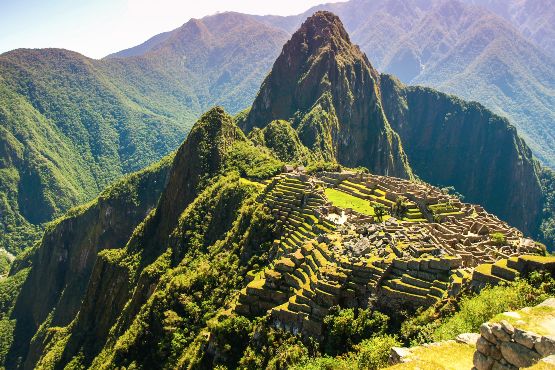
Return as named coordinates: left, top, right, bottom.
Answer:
left=254, top=0, right=555, bottom=169
left=1, top=12, right=554, bottom=369
left=0, top=13, right=288, bottom=255
left=380, top=74, right=543, bottom=234
left=241, top=11, right=412, bottom=178
left=462, top=0, right=555, bottom=59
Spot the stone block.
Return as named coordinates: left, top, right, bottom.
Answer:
left=491, top=323, right=511, bottom=342
left=474, top=350, right=494, bottom=370
left=477, top=337, right=493, bottom=356
left=500, top=341, right=541, bottom=368
left=499, top=320, right=514, bottom=336
left=480, top=324, right=497, bottom=344
left=514, top=329, right=540, bottom=349
left=456, top=333, right=481, bottom=346
left=535, top=336, right=555, bottom=357
left=491, top=361, right=517, bottom=370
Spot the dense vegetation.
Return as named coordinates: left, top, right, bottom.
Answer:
left=0, top=12, right=289, bottom=256
left=1, top=7, right=555, bottom=369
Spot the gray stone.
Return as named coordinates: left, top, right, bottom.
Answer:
left=490, top=345, right=502, bottom=361
left=500, top=341, right=541, bottom=368
left=491, top=323, right=512, bottom=342
left=492, top=361, right=517, bottom=370
left=456, top=333, right=481, bottom=346
left=477, top=337, right=493, bottom=356
left=474, top=351, right=494, bottom=370
left=389, top=347, right=411, bottom=365
left=536, top=336, right=555, bottom=357
left=514, top=328, right=540, bottom=349
left=480, top=323, right=498, bottom=344
left=499, top=320, right=514, bottom=335
left=538, top=298, right=555, bottom=308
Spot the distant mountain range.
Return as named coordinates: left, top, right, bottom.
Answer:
left=110, top=0, right=555, bottom=168
left=0, top=14, right=287, bottom=253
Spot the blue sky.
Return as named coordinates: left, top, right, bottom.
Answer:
left=0, top=0, right=344, bottom=59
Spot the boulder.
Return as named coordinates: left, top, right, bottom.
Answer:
left=389, top=347, right=412, bottom=365
left=456, top=333, right=481, bottom=346
left=500, top=341, right=541, bottom=368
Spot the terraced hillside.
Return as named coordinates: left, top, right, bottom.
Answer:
left=235, top=169, right=547, bottom=337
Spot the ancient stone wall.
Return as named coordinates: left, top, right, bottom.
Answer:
left=474, top=321, right=555, bottom=369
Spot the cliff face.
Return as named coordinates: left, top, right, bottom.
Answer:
left=380, top=74, right=543, bottom=234
left=5, top=156, right=172, bottom=368
left=242, top=11, right=412, bottom=178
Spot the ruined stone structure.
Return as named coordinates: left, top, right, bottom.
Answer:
left=234, top=171, right=547, bottom=338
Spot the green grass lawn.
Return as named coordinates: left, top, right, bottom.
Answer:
left=385, top=342, right=475, bottom=370
left=325, top=188, right=380, bottom=217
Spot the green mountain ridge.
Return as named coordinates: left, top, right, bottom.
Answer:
left=241, top=12, right=412, bottom=179
left=0, top=14, right=289, bottom=254
left=1, top=11, right=554, bottom=370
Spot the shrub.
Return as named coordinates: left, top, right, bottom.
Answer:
left=490, top=232, right=506, bottom=246
left=356, top=334, right=401, bottom=370
left=323, top=307, right=389, bottom=356
left=433, top=276, right=555, bottom=341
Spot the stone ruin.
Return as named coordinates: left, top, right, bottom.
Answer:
left=234, top=170, right=549, bottom=339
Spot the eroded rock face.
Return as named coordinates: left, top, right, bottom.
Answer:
left=6, top=158, right=172, bottom=369
left=242, top=11, right=412, bottom=178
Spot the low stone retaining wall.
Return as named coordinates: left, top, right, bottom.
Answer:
left=474, top=320, right=555, bottom=369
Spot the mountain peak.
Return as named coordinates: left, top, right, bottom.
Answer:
left=297, top=11, right=352, bottom=47
left=241, top=12, right=412, bottom=179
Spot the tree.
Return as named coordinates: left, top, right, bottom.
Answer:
left=392, top=196, right=409, bottom=219
left=373, top=203, right=387, bottom=222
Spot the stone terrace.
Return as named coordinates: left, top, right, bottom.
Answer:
left=234, top=170, right=546, bottom=338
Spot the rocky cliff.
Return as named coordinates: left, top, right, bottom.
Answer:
left=380, top=74, right=543, bottom=235
left=241, top=11, right=412, bottom=179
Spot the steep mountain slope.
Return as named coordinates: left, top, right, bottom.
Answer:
left=462, top=0, right=555, bottom=59
left=0, top=13, right=288, bottom=255
left=241, top=11, right=412, bottom=179
left=3, top=107, right=282, bottom=369
left=380, top=74, right=543, bottom=234
left=5, top=155, right=173, bottom=368
left=255, top=0, right=555, bottom=168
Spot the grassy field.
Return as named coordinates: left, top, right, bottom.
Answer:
left=385, top=342, right=475, bottom=370
left=325, top=188, right=377, bottom=216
